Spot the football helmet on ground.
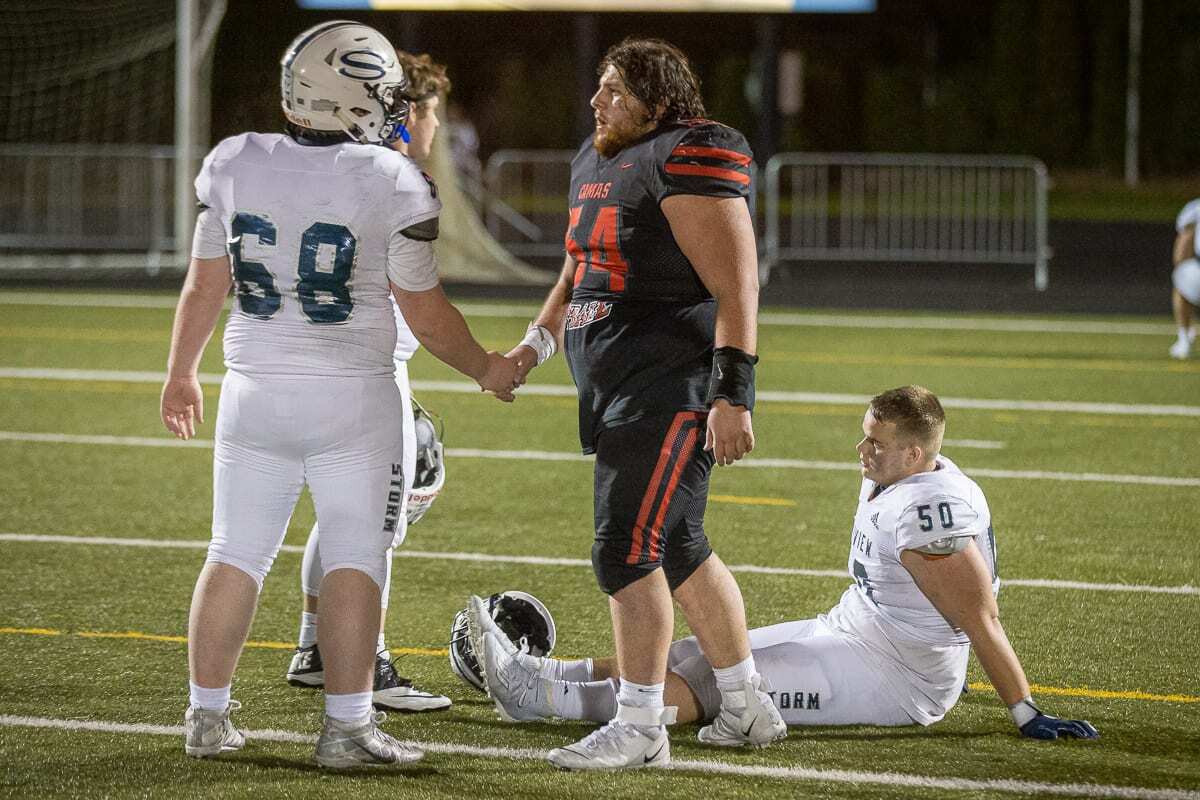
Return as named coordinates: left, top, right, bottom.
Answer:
left=449, top=591, right=556, bottom=692
left=280, top=20, right=411, bottom=145
left=406, top=397, right=444, bottom=525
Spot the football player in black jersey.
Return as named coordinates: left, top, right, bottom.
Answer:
left=504, top=38, right=785, bottom=771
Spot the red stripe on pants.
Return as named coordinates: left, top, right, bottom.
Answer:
left=626, top=411, right=703, bottom=565
left=647, top=424, right=700, bottom=562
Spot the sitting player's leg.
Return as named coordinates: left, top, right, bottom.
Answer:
left=672, top=619, right=916, bottom=727
left=472, top=629, right=748, bottom=726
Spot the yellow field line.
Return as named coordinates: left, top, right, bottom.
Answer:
left=763, top=350, right=1200, bottom=375
left=709, top=494, right=797, bottom=507
left=4, top=626, right=445, bottom=658
left=965, top=680, right=1199, bottom=704
left=5, top=625, right=1194, bottom=703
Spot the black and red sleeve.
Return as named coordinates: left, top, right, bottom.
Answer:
left=656, top=122, right=754, bottom=203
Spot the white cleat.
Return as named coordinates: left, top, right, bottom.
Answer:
left=184, top=700, right=246, bottom=758
left=547, top=706, right=672, bottom=771
left=698, top=675, right=787, bottom=748
left=466, top=594, right=517, bottom=662
left=479, top=631, right=555, bottom=722
left=1169, top=338, right=1191, bottom=360
left=313, top=711, right=424, bottom=769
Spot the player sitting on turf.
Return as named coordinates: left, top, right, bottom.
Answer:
left=466, top=386, right=1100, bottom=741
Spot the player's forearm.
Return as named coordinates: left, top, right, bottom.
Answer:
left=533, top=256, right=576, bottom=346
left=166, top=260, right=230, bottom=377
left=965, top=614, right=1032, bottom=706
left=394, top=285, right=489, bottom=381
left=711, top=269, right=758, bottom=353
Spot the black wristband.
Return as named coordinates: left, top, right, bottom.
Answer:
left=706, top=346, right=758, bottom=411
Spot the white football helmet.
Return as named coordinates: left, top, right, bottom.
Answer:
left=449, top=591, right=556, bottom=693
left=406, top=398, right=444, bottom=526
left=280, top=20, right=411, bottom=145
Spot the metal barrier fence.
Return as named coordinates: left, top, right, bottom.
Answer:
left=0, top=144, right=177, bottom=254
left=764, top=153, right=1050, bottom=289
left=483, top=149, right=576, bottom=261
left=1, top=146, right=1050, bottom=289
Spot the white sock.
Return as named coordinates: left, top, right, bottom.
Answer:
left=538, top=657, right=593, bottom=682
left=1178, top=327, right=1191, bottom=344
left=376, top=632, right=388, bottom=661
left=297, top=612, right=318, bottom=649
left=616, top=679, right=665, bottom=732
left=551, top=677, right=619, bottom=722
left=616, top=679, right=664, bottom=708
left=325, top=691, right=374, bottom=723
left=189, top=682, right=231, bottom=711
left=712, top=656, right=756, bottom=693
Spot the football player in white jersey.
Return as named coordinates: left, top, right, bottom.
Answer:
left=470, top=386, right=1099, bottom=741
left=1169, top=198, right=1200, bottom=359
left=286, top=50, right=454, bottom=715
left=159, top=21, right=518, bottom=768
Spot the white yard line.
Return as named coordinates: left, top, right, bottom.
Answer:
left=0, top=291, right=1175, bottom=336
left=0, top=714, right=1193, bottom=799
left=2, top=367, right=1196, bottom=417
left=1, top=431, right=1192, bottom=488
left=1, top=533, right=1195, bottom=596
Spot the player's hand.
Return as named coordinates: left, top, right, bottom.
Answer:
left=504, top=344, right=539, bottom=386
left=1019, top=712, right=1099, bottom=741
left=705, top=399, right=754, bottom=466
left=161, top=375, right=204, bottom=439
left=478, top=351, right=519, bottom=402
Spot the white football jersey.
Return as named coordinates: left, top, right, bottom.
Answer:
left=194, top=132, right=440, bottom=377
left=1176, top=198, right=1200, bottom=232
left=824, top=455, right=996, bottom=724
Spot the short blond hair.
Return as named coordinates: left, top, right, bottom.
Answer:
left=398, top=51, right=450, bottom=100
left=869, top=385, right=946, bottom=454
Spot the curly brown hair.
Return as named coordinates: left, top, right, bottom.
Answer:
left=398, top=51, right=451, bottom=100
left=599, top=38, right=705, bottom=124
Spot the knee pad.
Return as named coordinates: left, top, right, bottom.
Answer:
left=204, top=545, right=273, bottom=592
left=321, top=553, right=389, bottom=592
left=663, top=537, right=712, bottom=591
left=591, top=538, right=658, bottom=595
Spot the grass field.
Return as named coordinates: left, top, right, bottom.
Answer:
left=0, top=290, right=1197, bottom=800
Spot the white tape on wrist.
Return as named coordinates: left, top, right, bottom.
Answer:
left=1008, top=697, right=1039, bottom=728
left=519, top=323, right=556, bottom=365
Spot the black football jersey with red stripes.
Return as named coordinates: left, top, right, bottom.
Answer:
left=562, top=119, right=754, bottom=453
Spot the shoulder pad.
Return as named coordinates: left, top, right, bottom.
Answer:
left=912, top=534, right=973, bottom=556
left=401, top=216, right=439, bottom=242
left=659, top=120, right=753, bottom=198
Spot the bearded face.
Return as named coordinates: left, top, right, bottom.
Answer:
left=590, top=64, right=658, bottom=158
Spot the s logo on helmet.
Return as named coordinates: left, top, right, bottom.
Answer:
left=338, top=49, right=387, bottom=80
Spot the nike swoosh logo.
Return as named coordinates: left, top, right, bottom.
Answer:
left=741, top=715, right=758, bottom=737
left=644, top=743, right=665, bottom=763
left=620, top=163, right=634, bottom=169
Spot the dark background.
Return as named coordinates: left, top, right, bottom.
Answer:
left=210, top=0, right=1200, bottom=178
